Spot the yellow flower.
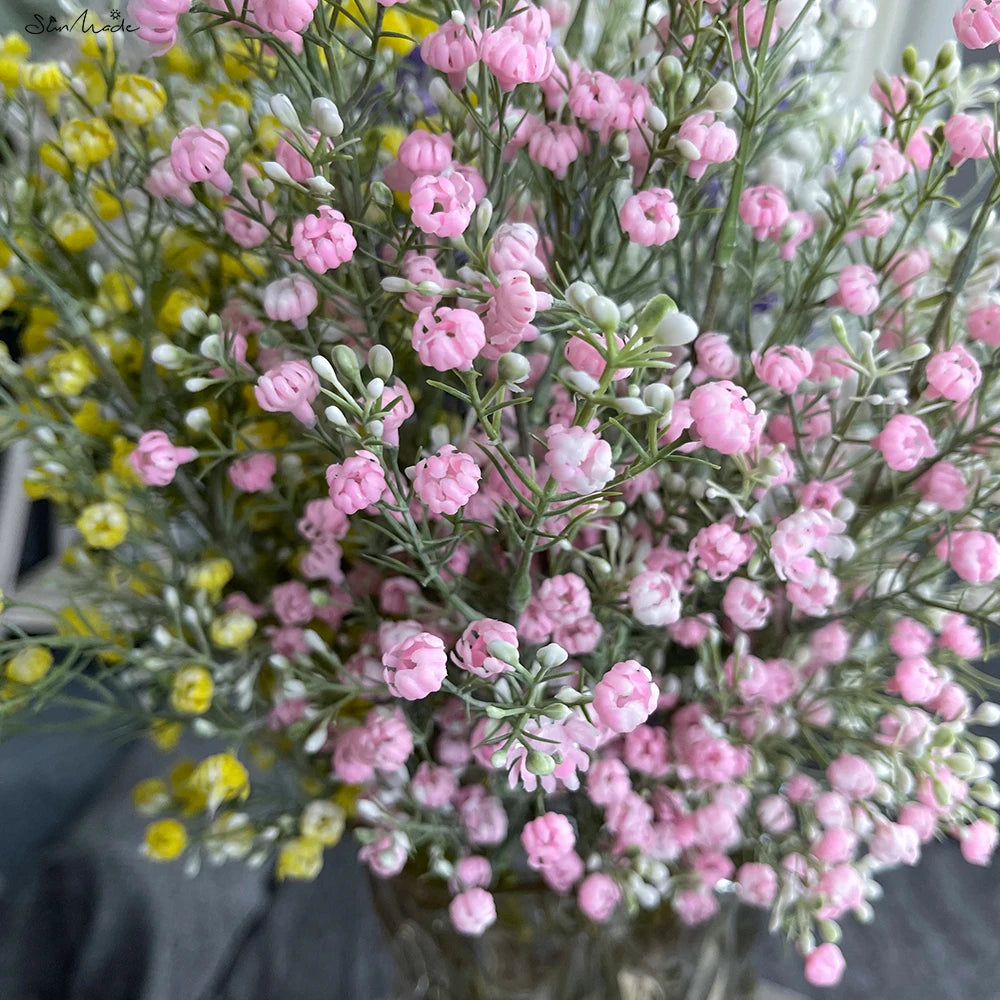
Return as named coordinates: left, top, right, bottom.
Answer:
left=90, top=186, right=121, bottom=221
left=164, top=44, right=198, bottom=80
left=19, top=62, right=69, bottom=112
left=111, top=435, right=140, bottom=484
left=73, top=399, right=118, bottom=439
left=209, top=610, right=256, bottom=650
left=39, top=141, right=72, bottom=179
left=189, top=752, right=250, bottom=811
left=170, top=664, right=214, bottom=715
left=76, top=500, right=128, bottom=549
left=48, top=347, right=98, bottom=396
left=143, top=819, right=188, bottom=861
left=111, top=74, right=167, bottom=125
left=97, top=270, right=136, bottom=313
left=158, top=287, right=207, bottom=334
left=0, top=33, right=30, bottom=94
left=207, top=82, right=252, bottom=112
left=73, top=62, right=107, bottom=106
left=5, top=645, right=53, bottom=684
left=59, top=118, right=116, bottom=171
left=255, top=113, right=283, bottom=152
left=53, top=210, right=98, bottom=252
left=300, top=801, right=346, bottom=847
left=151, top=717, right=183, bottom=751
left=132, top=777, right=170, bottom=815
left=0, top=273, right=14, bottom=312
left=275, top=836, right=324, bottom=881
left=187, top=557, right=234, bottom=598
left=206, top=812, right=255, bottom=858
left=0, top=587, right=4, bottom=612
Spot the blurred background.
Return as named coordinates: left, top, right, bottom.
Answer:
left=1, top=2, right=998, bottom=998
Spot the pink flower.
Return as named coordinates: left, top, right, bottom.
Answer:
left=521, top=812, right=575, bottom=868
left=736, top=863, right=778, bottom=907
left=804, top=943, right=846, bottom=988
left=926, top=345, right=981, bottom=403
left=676, top=112, right=738, bottom=179
left=567, top=70, right=622, bottom=127
left=454, top=618, right=518, bottom=679
left=587, top=758, right=631, bottom=807
left=689, top=381, right=766, bottom=455
left=955, top=0, right=1000, bottom=48
left=397, top=130, right=453, bottom=178
left=619, top=188, right=681, bottom=246
left=487, top=269, right=549, bottom=339
left=228, top=452, right=277, bottom=492
left=674, top=888, right=718, bottom=926
left=593, top=659, right=659, bottom=734
left=271, top=580, right=313, bottom=626
left=359, top=830, right=409, bottom=878
left=564, top=331, right=631, bottom=382
left=129, top=0, right=190, bottom=53
left=916, top=462, right=968, bottom=512
left=489, top=222, right=547, bottom=279
left=690, top=523, right=753, bottom=581
left=421, top=21, right=482, bottom=89
left=332, top=707, right=413, bottom=782
left=968, top=300, right=1000, bottom=346
left=452, top=855, right=492, bottom=891
left=577, top=873, right=621, bottom=922
left=545, top=424, right=615, bottom=495
left=874, top=414, right=936, bottom=471
left=628, top=570, right=681, bottom=627
left=410, top=172, right=476, bottom=237
left=223, top=204, right=273, bottom=248
left=827, top=754, right=877, bottom=799
left=254, top=360, right=320, bottom=426
left=291, top=206, right=356, bottom=274
left=145, top=157, right=195, bottom=205
left=935, top=530, right=1000, bottom=583
left=449, top=888, right=496, bottom=936
left=752, top=345, right=813, bottom=394
left=888, top=247, right=930, bottom=298
left=960, top=819, right=999, bottom=866
left=274, top=129, right=326, bottom=182
left=868, top=137, right=909, bottom=190
left=326, top=449, right=388, bottom=515
left=459, top=789, right=508, bottom=846
left=375, top=381, right=415, bottom=446
left=382, top=631, right=448, bottom=700
left=694, top=332, right=739, bottom=380
left=263, top=275, right=318, bottom=328
left=738, top=184, right=789, bottom=241
left=410, top=445, right=481, bottom=515
left=869, top=822, right=920, bottom=867
left=541, top=850, right=585, bottom=893
left=890, top=656, right=943, bottom=706
left=169, top=127, right=230, bottom=191
left=758, top=795, right=794, bottom=833
left=527, top=122, right=587, bottom=179
left=129, top=430, right=197, bottom=486
left=411, top=307, right=485, bottom=371
left=252, top=0, right=317, bottom=36
left=721, top=577, right=772, bottom=631
left=834, top=263, right=880, bottom=316
left=939, top=612, right=982, bottom=659
left=480, top=25, right=554, bottom=91
left=944, top=112, right=994, bottom=166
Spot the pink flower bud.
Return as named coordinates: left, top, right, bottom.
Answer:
left=577, top=873, right=621, bottom=922
left=382, top=631, right=448, bottom=700
left=129, top=430, right=197, bottom=486
left=254, top=360, right=320, bottom=426
left=449, top=888, right=497, bottom=935
left=593, top=659, right=659, bottom=734
left=326, top=449, right=388, bottom=515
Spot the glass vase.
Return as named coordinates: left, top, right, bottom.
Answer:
left=369, top=872, right=759, bottom=1000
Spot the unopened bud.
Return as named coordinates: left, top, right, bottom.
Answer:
left=181, top=306, right=208, bottom=335
left=311, top=354, right=337, bottom=383
left=151, top=344, right=187, bottom=369
left=905, top=80, right=924, bottom=106
left=325, top=405, right=348, bottom=426
left=645, top=105, right=667, bottom=132
left=332, top=344, right=362, bottom=385
left=184, top=407, right=212, bottom=432
left=311, top=97, right=344, bottom=137
left=184, top=377, right=214, bottom=392
left=643, top=382, right=674, bottom=415
left=381, top=276, right=411, bottom=293
left=498, top=352, right=531, bottom=383
left=365, top=377, right=385, bottom=401
left=474, top=197, right=493, bottom=231
left=899, top=342, right=931, bottom=362
left=542, top=703, right=572, bottom=721
left=536, top=643, right=569, bottom=670
left=705, top=81, right=738, bottom=113
left=247, top=176, right=273, bottom=201
left=658, top=55, right=683, bottom=90
left=307, top=175, right=336, bottom=197
left=526, top=750, right=557, bottom=776
left=973, top=703, right=1000, bottom=727
left=584, top=295, right=621, bottom=334
left=653, top=310, right=698, bottom=347
left=486, top=639, right=521, bottom=667
left=261, top=161, right=295, bottom=185
left=269, top=93, right=301, bottom=131
left=490, top=747, right=509, bottom=768
left=565, top=281, right=597, bottom=312
left=609, top=131, right=631, bottom=162
left=675, top=138, right=701, bottom=160
left=901, top=46, right=918, bottom=78
left=371, top=181, right=394, bottom=208
left=368, top=344, right=394, bottom=380
left=935, top=40, right=958, bottom=73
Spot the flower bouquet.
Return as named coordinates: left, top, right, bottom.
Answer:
left=2, top=0, right=1000, bottom=993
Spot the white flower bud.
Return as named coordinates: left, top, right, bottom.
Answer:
left=486, top=639, right=521, bottom=667
left=416, top=280, right=443, bottom=297
left=536, top=643, right=569, bottom=670
left=846, top=146, right=873, bottom=176
left=307, top=175, right=336, bottom=197
left=311, top=354, right=337, bottom=383
left=615, top=396, right=652, bottom=416
left=311, top=97, right=344, bottom=137
left=184, top=407, right=212, bottom=432
left=261, top=161, right=296, bottom=185
left=151, top=344, right=187, bottom=368
left=199, top=333, right=224, bottom=362
left=364, top=377, right=385, bottom=401
left=474, top=197, right=493, bottom=231
left=705, top=81, right=738, bottom=113
left=184, top=377, right=215, bottom=392
left=643, top=383, right=674, bottom=415
left=498, top=352, right=532, bottom=383
left=381, top=276, right=413, bottom=293
left=973, top=703, right=1000, bottom=727
left=368, top=344, right=394, bottom=380
left=975, top=738, right=1000, bottom=762
left=898, top=343, right=931, bottom=362
left=584, top=295, right=620, bottom=333
left=565, top=281, right=597, bottom=312
left=365, top=419, right=384, bottom=440
left=181, top=306, right=208, bottom=335
left=654, top=311, right=699, bottom=346
left=325, top=405, right=348, bottom=426
left=645, top=105, right=667, bottom=132
left=450, top=9, right=466, bottom=26
left=675, top=138, right=701, bottom=160
left=564, top=369, right=601, bottom=394
left=269, top=93, right=301, bottom=131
